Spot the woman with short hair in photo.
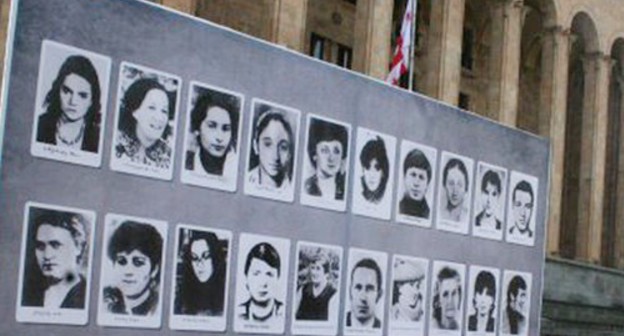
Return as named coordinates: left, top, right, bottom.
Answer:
left=294, top=250, right=337, bottom=321
left=115, top=77, right=174, bottom=167
left=186, top=90, right=240, bottom=176
left=103, top=221, right=163, bottom=316
left=305, top=119, right=349, bottom=200
left=441, top=158, right=470, bottom=222
left=247, top=108, right=295, bottom=189
left=175, top=230, right=227, bottom=316
left=238, top=242, right=283, bottom=321
left=22, top=210, right=89, bottom=309
left=359, top=136, right=389, bottom=204
left=36, top=55, right=102, bottom=152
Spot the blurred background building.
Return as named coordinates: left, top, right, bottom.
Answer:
left=2, top=0, right=624, bottom=334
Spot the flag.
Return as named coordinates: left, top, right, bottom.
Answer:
left=387, top=0, right=415, bottom=86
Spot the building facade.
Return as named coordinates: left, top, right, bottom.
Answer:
left=2, top=0, right=624, bottom=334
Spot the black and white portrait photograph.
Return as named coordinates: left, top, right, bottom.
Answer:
left=388, top=255, right=429, bottom=336
left=300, top=114, right=352, bottom=212
left=181, top=82, right=244, bottom=192
left=169, top=224, right=232, bottom=331
left=428, top=260, right=466, bottom=336
left=291, top=241, right=343, bottom=336
left=109, top=62, right=181, bottom=180
left=436, top=151, right=474, bottom=234
left=96, top=213, right=168, bottom=329
left=472, top=162, right=508, bottom=241
left=499, top=270, right=532, bottom=336
left=395, top=140, right=438, bottom=227
left=351, top=127, right=397, bottom=221
left=233, top=233, right=291, bottom=334
left=465, top=265, right=500, bottom=336
left=30, top=40, right=111, bottom=167
left=343, top=248, right=388, bottom=336
left=505, top=171, right=539, bottom=246
left=244, top=98, right=301, bottom=203
left=16, top=202, right=96, bottom=325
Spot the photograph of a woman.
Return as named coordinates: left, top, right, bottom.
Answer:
left=234, top=233, right=290, bottom=334
left=351, top=128, right=396, bottom=220
left=97, top=214, right=167, bottom=329
left=395, top=140, right=438, bottom=227
left=16, top=202, right=95, bottom=326
left=110, top=62, right=180, bottom=180
left=170, top=225, right=232, bottom=331
left=436, top=152, right=474, bottom=234
left=466, top=266, right=499, bottom=335
left=181, top=82, right=243, bottom=192
left=473, top=162, right=507, bottom=241
left=291, top=242, right=342, bottom=336
left=429, top=261, right=465, bottom=336
left=31, top=40, right=111, bottom=167
left=244, top=98, right=300, bottom=203
left=300, top=114, right=351, bottom=212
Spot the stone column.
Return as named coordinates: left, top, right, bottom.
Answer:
left=614, top=75, right=624, bottom=268
left=488, top=0, right=523, bottom=125
left=539, top=26, right=571, bottom=256
left=270, top=0, right=308, bottom=52
left=353, top=0, right=395, bottom=80
left=422, top=0, right=465, bottom=105
left=161, top=0, right=197, bottom=14
left=574, top=52, right=611, bottom=263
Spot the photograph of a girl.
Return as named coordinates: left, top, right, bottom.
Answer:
left=351, top=128, right=396, bottom=220
left=234, top=233, right=290, bottom=334
left=97, top=215, right=167, bottom=329
left=170, top=225, right=232, bottom=331
left=437, top=152, right=474, bottom=234
left=110, top=62, right=180, bottom=180
left=31, top=40, right=111, bottom=167
left=181, top=83, right=243, bottom=192
left=300, top=114, right=351, bottom=212
left=245, top=99, right=300, bottom=203
left=466, top=267, right=499, bottom=335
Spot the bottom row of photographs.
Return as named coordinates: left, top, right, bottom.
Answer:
left=15, top=202, right=533, bottom=336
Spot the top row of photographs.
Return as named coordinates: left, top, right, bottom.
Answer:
left=29, top=40, right=539, bottom=247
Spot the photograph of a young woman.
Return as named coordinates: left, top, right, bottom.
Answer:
left=30, top=40, right=111, bottom=167
left=395, top=141, right=438, bottom=228
left=351, top=128, right=396, bottom=220
left=436, top=151, right=474, bottom=234
left=16, top=202, right=95, bottom=326
left=110, top=62, right=181, bottom=180
left=181, top=82, right=243, bottom=192
left=170, top=225, right=232, bottom=332
left=465, top=266, right=499, bottom=335
left=97, top=214, right=167, bottom=329
left=472, top=162, right=507, bottom=241
left=244, top=98, right=300, bottom=203
left=300, top=114, right=351, bottom=212
left=234, top=233, right=290, bottom=334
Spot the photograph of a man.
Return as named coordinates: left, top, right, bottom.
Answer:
left=17, top=203, right=94, bottom=325
left=501, top=272, right=531, bottom=336
left=344, top=249, right=387, bottom=336
left=390, top=257, right=426, bottom=322
left=429, top=261, right=465, bottom=336
left=506, top=172, right=538, bottom=246
left=473, top=163, right=507, bottom=240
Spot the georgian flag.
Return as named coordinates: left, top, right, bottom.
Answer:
left=387, top=0, right=415, bottom=86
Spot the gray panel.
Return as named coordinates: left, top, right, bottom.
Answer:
left=0, top=0, right=550, bottom=334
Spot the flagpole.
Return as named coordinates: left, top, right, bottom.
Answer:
left=407, top=0, right=418, bottom=91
